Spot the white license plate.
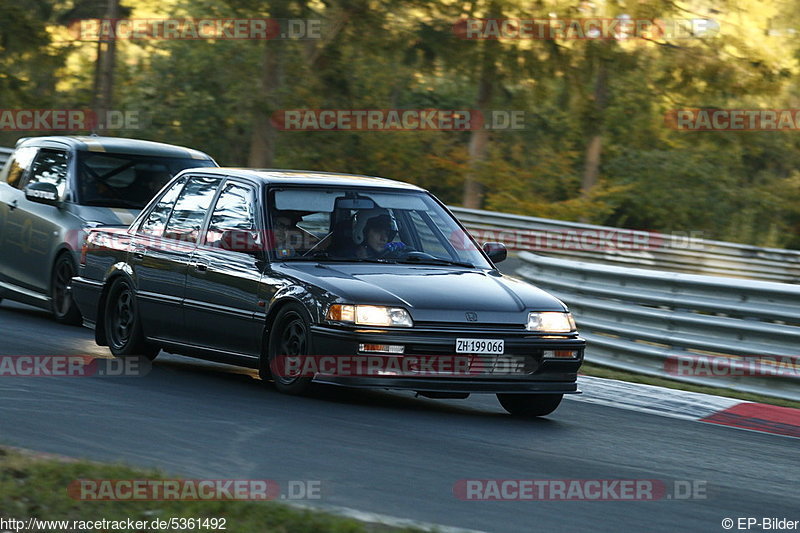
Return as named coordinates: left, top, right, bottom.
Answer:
left=456, top=338, right=504, bottom=354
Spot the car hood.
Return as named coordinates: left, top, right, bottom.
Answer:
left=276, top=263, right=568, bottom=324
left=72, top=205, right=141, bottom=227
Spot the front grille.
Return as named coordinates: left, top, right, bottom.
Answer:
left=413, top=322, right=526, bottom=331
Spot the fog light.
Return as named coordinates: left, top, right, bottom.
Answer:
left=358, top=344, right=405, bottom=354
left=543, top=350, right=578, bottom=359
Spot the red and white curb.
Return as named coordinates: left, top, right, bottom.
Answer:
left=568, top=376, right=800, bottom=439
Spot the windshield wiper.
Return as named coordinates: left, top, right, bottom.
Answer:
left=396, top=256, right=475, bottom=268
left=282, top=253, right=393, bottom=263
left=282, top=252, right=472, bottom=267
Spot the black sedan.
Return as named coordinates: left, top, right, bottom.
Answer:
left=72, top=168, right=585, bottom=416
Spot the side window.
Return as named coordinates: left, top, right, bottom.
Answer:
left=163, top=176, right=221, bottom=243
left=3, top=147, right=38, bottom=189
left=204, top=182, right=257, bottom=251
left=26, top=149, right=69, bottom=198
left=139, top=177, right=187, bottom=236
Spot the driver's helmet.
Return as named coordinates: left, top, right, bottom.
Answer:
left=353, top=208, right=398, bottom=245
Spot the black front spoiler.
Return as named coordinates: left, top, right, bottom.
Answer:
left=311, top=375, right=581, bottom=394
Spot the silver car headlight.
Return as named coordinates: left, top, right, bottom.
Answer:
left=326, top=304, right=413, bottom=327
left=526, top=312, right=576, bottom=333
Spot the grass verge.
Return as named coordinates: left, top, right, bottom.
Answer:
left=0, top=447, right=420, bottom=533
left=580, top=362, right=800, bottom=410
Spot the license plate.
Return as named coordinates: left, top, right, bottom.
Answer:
left=456, top=339, right=504, bottom=354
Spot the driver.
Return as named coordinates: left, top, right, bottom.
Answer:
left=353, top=210, right=403, bottom=258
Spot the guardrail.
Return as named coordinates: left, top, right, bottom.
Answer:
left=0, top=147, right=12, bottom=167
left=516, top=252, right=800, bottom=401
left=450, top=206, right=800, bottom=284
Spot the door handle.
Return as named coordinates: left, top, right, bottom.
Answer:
left=8, top=200, right=17, bottom=211
left=192, top=260, right=208, bottom=272
left=132, top=245, right=146, bottom=260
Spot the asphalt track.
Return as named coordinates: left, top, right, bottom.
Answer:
left=0, top=261, right=797, bottom=532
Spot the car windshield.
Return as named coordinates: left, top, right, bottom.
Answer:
left=76, top=151, right=216, bottom=209
left=268, top=187, right=492, bottom=269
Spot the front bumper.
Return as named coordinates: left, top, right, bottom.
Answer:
left=71, top=276, right=103, bottom=327
left=308, top=324, right=585, bottom=394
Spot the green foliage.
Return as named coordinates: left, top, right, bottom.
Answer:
left=3, top=0, right=800, bottom=248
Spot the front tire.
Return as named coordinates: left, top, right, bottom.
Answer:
left=104, top=278, right=159, bottom=360
left=51, top=253, right=82, bottom=325
left=264, top=304, right=314, bottom=395
left=497, top=393, right=563, bottom=417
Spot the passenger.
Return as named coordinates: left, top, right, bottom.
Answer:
left=271, top=211, right=304, bottom=258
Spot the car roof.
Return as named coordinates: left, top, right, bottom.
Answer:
left=189, top=168, right=426, bottom=191
left=15, top=136, right=213, bottom=161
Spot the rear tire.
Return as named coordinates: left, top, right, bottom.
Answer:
left=264, top=304, right=314, bottom=395
left=104, top=278, right=159, bottom=360
left=51, top=253, right=82, bottom=325
left=497, top=393, right=563, bottom=417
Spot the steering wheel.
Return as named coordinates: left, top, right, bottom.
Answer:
left=402, top=251, right=438, bottom=261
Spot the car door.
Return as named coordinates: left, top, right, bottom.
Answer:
left=19, top=149, right=75, bottom=295
left=132, top=175, right=222, bottom=342
left=0, top=146, right=38, bottom=290
left=184, top=179, right=265, bottom=356
left=0, top=147, right=71, bottom=295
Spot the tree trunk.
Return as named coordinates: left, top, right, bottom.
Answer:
left=581, top=51, right=608, bottom=197
left=581, top=134, right=602, bottom=194
left=463, top=108, right=490, bottom=208
left=247, top=43, right=281, bottom=167
left=462, top=2, right=500, bottom=209
left=247, top=2, right=291, bottom=168
left=92, top=0, right=119, bottom=133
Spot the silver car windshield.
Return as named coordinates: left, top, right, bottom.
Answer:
left=269, top=187, right=492, bottom=269
left=76, top=151, right=216, bottom=209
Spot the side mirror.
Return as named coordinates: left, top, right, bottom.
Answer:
left=219, top=229, right=262, bottom=255
left=483, top=242, right=507, bottom=264
left=24, top=182, right=60, bottom=206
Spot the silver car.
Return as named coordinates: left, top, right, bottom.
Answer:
left=0, top=136, right=217, bottom=323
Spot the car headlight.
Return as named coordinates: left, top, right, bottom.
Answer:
left=526, top=312, right=576, bottom=333
left=326, top=304, right=413, bottom=327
